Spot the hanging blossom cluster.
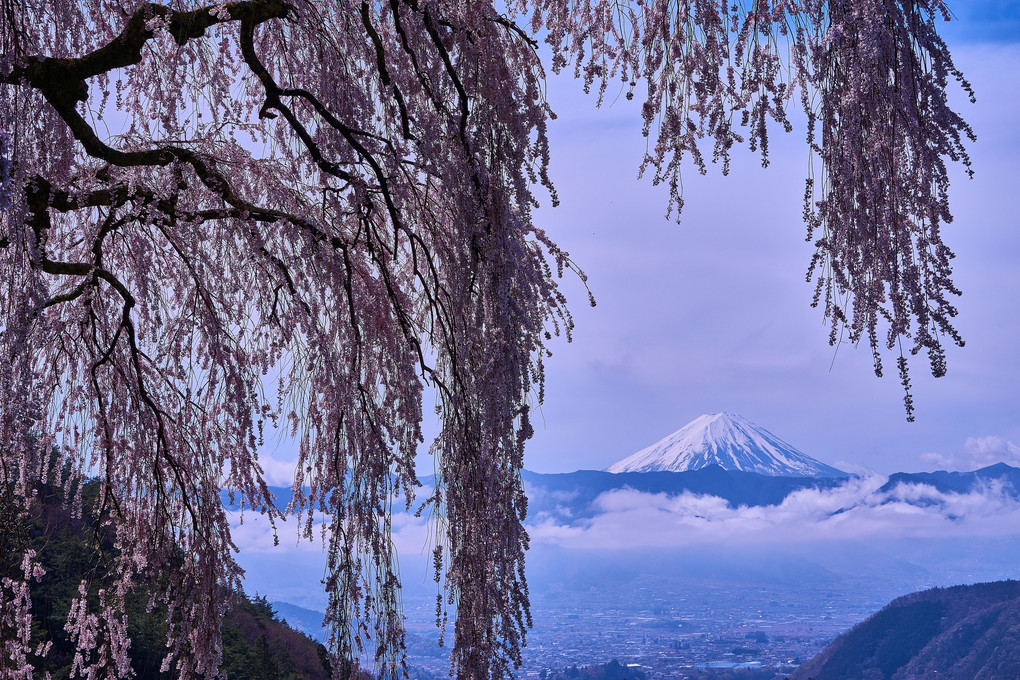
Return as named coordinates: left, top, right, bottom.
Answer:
left=1, top=549, right=50, bottom=680
left=0, top=0, right=971, bottom=678
left=1, top=128, right=13, bottom=210
left=520, top=0, right=973, bottom=418
left=2, top=0, right=573, bottom=677
left=801, top=0, right=974, bottom=420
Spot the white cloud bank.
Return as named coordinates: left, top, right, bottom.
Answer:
left=528, top=474, right=1020, bottom=550
left=231, top=470, right=1020, bottom=558
left=229, top=467, right=1020, bottom=605
left=229, top=507, right=432, bottom=556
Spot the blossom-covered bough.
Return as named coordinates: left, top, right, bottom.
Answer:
left=0, top=0, right=973, bottom=677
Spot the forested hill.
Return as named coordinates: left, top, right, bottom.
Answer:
left=789, top=580, right=1020, bottom=680
left=1, top=479, right=335, bottom=679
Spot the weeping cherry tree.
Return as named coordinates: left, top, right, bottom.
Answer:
left=0, top=0, right=973, bottom=678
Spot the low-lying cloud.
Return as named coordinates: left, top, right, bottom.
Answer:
left=228, top=470, right=1020, bottom=605
left=229, top=507, right=432, bottom=556
left=528, top=474, right=1020, bottom=550
left=231, top=472, right=1020, bottom=557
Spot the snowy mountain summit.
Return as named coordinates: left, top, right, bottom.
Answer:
left=606, top=413, right=845, bottom=478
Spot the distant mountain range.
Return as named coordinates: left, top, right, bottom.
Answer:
left=523, top=466, right=846, bottom=521
left=224, top=466, right=849, bottom=518
left=523, top=462, right=1020, bottom=525
left=227, top=461, right=1020, bottom=526
left=879, top=462, right=1020, bottom=498
left=273, top=601, right=331, bottom=643
left=606, top=412, right=845, bottom=478
left=789, top=580, right=1020, bottom=680
left=222, top=414, right=1020, bottom=518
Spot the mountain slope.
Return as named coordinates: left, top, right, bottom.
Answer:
left=878, top=463, right=1020, bottom=499
left=6, top=478, right=334, bottom=679
left=788, top=580, right=1020, bottom=680
left=607, top=413, right=844, bottom=478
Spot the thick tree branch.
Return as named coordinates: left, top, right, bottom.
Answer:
left=4, top=0, right=289, bottom=166
left=6, top=0, right=289, bottom=87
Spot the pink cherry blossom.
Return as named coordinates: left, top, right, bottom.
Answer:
left=0, top=1, right=973, bottom=677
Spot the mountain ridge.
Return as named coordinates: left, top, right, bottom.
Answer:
left=788, top=580, right=1020, bottom=680
left=879, top=463, right=1020, bottom=498
left=522, top=466, right=847, bottom=521
left=227, top=463, right=1020, bottom=522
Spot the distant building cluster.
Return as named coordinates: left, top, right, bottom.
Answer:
left=401, top=575, right=899, bottom=680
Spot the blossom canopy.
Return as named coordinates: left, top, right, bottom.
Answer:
left=0, top=0, right=972, bottom=678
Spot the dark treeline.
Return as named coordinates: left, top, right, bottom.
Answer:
left=541, top=659, right=646, bottom=680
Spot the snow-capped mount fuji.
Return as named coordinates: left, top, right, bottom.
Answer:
left=606, top=412, right=845, bottom=478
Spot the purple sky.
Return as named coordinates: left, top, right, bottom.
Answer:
left=516, top=8, right=1020, bottom=476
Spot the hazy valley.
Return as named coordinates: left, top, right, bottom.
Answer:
left=232, top=414, right=1020, bottom=678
